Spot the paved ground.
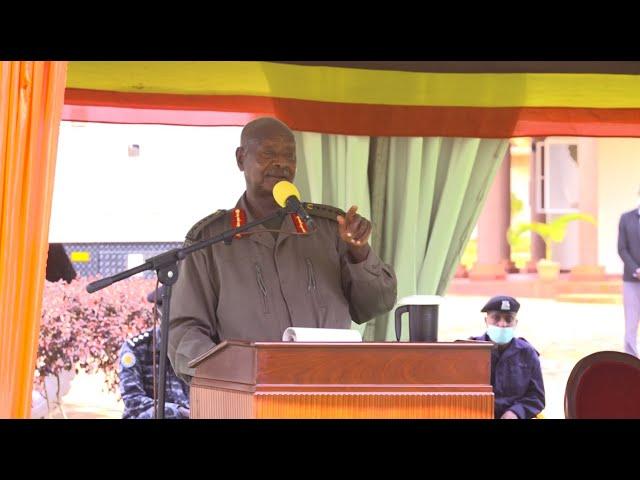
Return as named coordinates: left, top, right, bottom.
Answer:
left=49, top=295, right=628, bottom=419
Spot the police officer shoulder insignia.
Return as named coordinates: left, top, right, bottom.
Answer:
left=519, top=337, right=540, bottom=356
left=131, top=330, right=152, bottom=345
left=303, top=203, right=346, bottom=222
left=185, top=209, right=227, bottom=244
left=121, top=351, right=137, bottom=368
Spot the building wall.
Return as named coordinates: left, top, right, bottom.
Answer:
left=49, top=122, right=246, bottom=243
left=510, top=151, right=531, bottom=224
left=596, top=138, right=640, bottom=274
left=509, top=149, right=532, bottom=268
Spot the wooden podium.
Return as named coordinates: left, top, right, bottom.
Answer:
left=188, top=341, right=494, bottom=419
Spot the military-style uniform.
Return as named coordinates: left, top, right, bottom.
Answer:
left=470, top=333, right=545, bottom=419
left=118, top=327, right=190, bottom=419
left=472, top=295, right=545, bottom=419
left=169, top=194, right=398, bottom=382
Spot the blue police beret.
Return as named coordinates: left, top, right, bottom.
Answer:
left=481, top=295, right=520, bottom=313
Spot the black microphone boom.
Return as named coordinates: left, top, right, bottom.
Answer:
left=285, top=196, right=315, bottom=229
left=273, top=181, right=315, bottom=229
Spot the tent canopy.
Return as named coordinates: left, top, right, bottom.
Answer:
left=64, top=61, right=640, bottom=137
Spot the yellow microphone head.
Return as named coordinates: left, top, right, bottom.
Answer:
left=273, top=180, right=300, bottom=207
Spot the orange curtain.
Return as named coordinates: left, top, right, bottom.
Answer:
left=0, top=61, right=68, bottom=418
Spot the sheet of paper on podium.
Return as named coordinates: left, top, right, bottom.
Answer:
left=282, top=327, right=362, bottom=342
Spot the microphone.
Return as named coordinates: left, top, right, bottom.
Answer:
left=273, top=181, right=315, bottom=229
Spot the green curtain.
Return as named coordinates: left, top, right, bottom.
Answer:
left=293, top=131, right=372, bottom=336
left=369, top=137, right=509, bottom=340
left=294, top=131, right=509, bottom=341
left=294, top=131, right=371, bottom=219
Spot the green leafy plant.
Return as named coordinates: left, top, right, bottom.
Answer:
left=507, top=213, right=596, bottom=261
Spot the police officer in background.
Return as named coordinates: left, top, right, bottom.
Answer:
left=470, top=295, right=545, bottom=419
left=118, top=286, right=190, bottom=419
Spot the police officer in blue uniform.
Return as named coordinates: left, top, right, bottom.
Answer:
left=118, top=286, right=190, bottom=419
left=470, top=295, right=545, bottom=419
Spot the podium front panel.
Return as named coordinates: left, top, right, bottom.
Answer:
left=190, top=341, right=494, bottom=419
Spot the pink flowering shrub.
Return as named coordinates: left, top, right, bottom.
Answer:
left=36, top=277, right=158, bottom=394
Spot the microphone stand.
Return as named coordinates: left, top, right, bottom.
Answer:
left=87, top=206, right=292, bottom=418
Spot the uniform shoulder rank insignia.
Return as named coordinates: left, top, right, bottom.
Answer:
left=303, top=203, right=346, bottom=222
left=519, top=337, right=540, bottom=355
left=185, top=209, right=228, bottom=244
left=121, top=351, right=137, bottom=368
left=229, top=208, right=247, bottom=239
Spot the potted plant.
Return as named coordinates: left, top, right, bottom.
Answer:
left=507, top=213, right=596, bottom=281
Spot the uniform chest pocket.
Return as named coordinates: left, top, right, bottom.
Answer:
left=305, top=258, right=326, bottom=308
left=503, top=361, right=531, bottom=391
left=506, top=361, right=529, bottom=376
left=255, top=263, right=271, bottom=314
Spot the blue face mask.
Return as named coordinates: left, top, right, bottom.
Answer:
left=486, top=325, right=515, bottom=344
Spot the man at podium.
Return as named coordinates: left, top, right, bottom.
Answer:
left=168, top=117, right=397, bottom=383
